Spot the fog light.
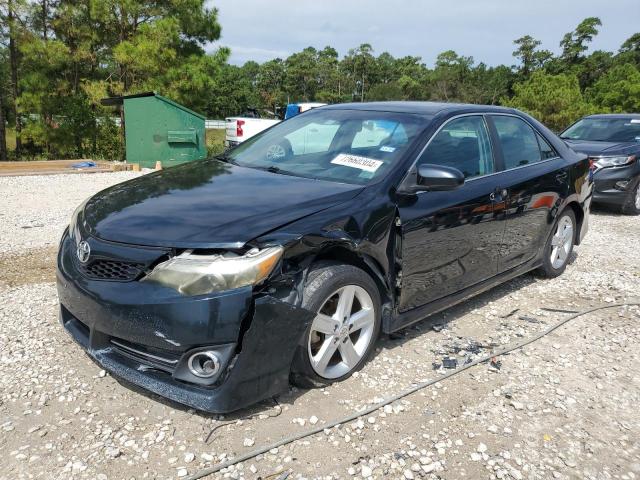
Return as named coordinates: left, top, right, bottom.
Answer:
left=615, top=180, right=630, bottom=190
left=187, top=351, right=221, bottom=378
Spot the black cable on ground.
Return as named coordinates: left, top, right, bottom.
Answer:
left=186, top=301, right=640, bottom=480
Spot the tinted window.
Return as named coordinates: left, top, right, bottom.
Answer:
left=561, top=117, right=640, bottom=142
left=228, top=109, right=426, bottom=185
left=537, top=133, right=557, bottom=160
left=418, top=116, right=494, bottom=179
left=492, top=116, right=541, bottom=169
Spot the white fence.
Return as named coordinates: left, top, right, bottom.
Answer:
left=205, top=120, right=226, bottom=129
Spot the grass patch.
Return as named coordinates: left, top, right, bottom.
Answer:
left=206, top=128, right=225, bottom=147
left=206, top=128, right=226, bottom=156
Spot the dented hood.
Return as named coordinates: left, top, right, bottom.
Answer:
left=82, top=159, right=363, bottom=248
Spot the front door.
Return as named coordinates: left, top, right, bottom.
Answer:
left=398, top=115, right=506, bottom=312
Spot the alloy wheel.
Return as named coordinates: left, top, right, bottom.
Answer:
left=550, top=215, right=574, bottom=269
left=307, top=285, right=376, bottom=379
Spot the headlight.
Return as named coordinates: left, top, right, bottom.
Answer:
left=140, top=246, right=283, bottom=296
left=594, top=155, right=636, bottom=168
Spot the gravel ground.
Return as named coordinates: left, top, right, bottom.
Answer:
left=1, top=172, right=639, bottom=480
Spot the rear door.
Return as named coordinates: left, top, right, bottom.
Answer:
left=398, top=115, right=506, bottom=312
left=487, top=114, right=569, bottom=272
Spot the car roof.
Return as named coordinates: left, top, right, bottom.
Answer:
left=322, top=101, right=516, bottom=116
left=584, top=113, right=640, bottom=119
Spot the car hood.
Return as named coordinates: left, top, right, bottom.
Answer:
left=563, top=139, right=637, bottom=157
left=82, top=160, right=364, bottom=248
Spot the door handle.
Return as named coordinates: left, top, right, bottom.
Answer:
left=556, top=172, right=568, bottom=182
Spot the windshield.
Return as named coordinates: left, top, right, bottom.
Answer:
left=225, top=109, right=428, bottom=185
left=561, top=117, right=640, bottom=143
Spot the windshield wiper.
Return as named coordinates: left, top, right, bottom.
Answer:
left=253, top=165, right=299, bottom=177
left=214, top=153, right=236, bottom=165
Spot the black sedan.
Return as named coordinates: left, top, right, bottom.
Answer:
left=57, top=102, right=592, bottom=412
left=561, top=114, right=640, bottom=214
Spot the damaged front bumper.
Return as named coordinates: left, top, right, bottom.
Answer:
left=56, top=230, right=314, bottom=413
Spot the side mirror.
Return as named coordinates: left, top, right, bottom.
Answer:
left=416, top=164, right=465, bottom=191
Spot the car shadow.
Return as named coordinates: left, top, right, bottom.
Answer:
left=590, top=203, right=625, bottom=216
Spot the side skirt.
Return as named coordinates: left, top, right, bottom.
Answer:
left=384, top=257, right=541, bottom=334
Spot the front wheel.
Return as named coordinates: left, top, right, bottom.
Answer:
left=537, top=209, right=576, bottom=278
left=291, top=263, right=381, bottom=388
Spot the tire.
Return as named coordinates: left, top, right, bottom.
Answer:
left=621, top=180, right=640, bottom=215
left=536, top=208, right=577, bottom=278
left=291, top=262, right=381, bottom=388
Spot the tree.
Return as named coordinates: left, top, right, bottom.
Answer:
left=284, top=47, right=320, bottom=101
left=618, top=33, right=640, bottom=67
left=559, top=17, right=602, bottom=65
left=505, top=71, right=593, bottom=131
left=512, top=35, right=552, bottom=77
left=0, top=0, right=27, bottom=156
left=0, top=47, right=8, bottom=160
left=587, top=63, right=640, bottom=113
left=430, top=50, right=473, bottom=101
left=343, top=43, right=375, bottom=101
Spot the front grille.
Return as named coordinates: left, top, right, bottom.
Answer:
left=79, top=259, right=144, bottom=281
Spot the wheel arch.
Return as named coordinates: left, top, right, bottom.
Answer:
left=564, top=200, right=585, bottom=245
left=310, top=245, right=393, bottom=310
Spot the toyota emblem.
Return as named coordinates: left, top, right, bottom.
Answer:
left=76, top=240, right=91, bottom=264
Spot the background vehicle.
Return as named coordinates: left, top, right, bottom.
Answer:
left=58, top=102, right=591, bottom=413
left=284, top=102, right=327, bottom=120
left=224, top=108, right=280, bottom=147
left=561, top=114, right=640, bottom=214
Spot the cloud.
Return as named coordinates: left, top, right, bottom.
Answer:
left=208, top=0, right=640, bottom=66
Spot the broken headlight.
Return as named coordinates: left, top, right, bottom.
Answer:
left=594, top=155, right=636, bottom=168
left=140, top=246, right=283, bottom=296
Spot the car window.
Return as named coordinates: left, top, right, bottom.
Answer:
left=418, top=116, right=494, bottom=179
left=351, top=120, right=408, bottom=149
left=561, top=117, right=640, bottom=142
left=228, top=109, right=427, bottom=185
left=285, top=122, right=341, bottom=155
left=492, top=116, right=542, bottom=169
left=536, top=133, right=557, bottom=160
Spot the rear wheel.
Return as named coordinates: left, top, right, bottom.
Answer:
left=291, top=263, right=381, bottom=388
left=537, top=209, right=576, bottom=278
left=621, top=180, right=640, bottom=215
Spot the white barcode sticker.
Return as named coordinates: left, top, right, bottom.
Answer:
left=331, top=153, right=383, bottom=172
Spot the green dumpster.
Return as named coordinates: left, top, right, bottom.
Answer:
left=101, top=92, right=206, bottom=168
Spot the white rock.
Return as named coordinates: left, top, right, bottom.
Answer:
left=243, top=438, right=255, bottom=447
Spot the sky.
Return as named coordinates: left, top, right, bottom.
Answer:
left=206, top=0, right=640, bottom=67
